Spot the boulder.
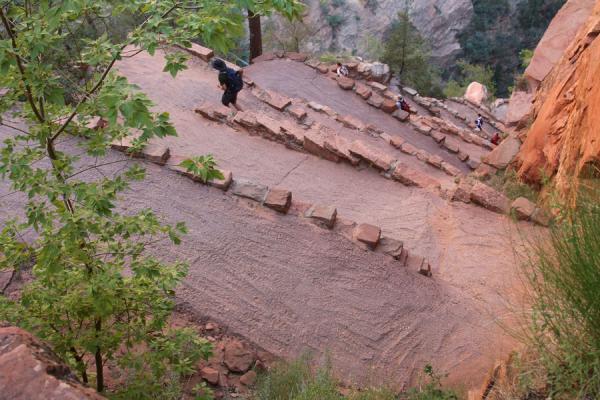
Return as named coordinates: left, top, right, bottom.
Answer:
left=416, top=149, right=430, bottom=162
left=426, top=155, right=443, bottom=169
left=231, top=179, right=269, bottom=203
left=367, top=93, right=384, bottom=108
left=180, top=43, right=214, bottom=61
left=324, top=135, right=361, bottom=165
left=381, top=99, right=397, bottom=114
left=240, top=370, right=257, bottom=386
left=483, top=136, right=521, bottom=169
left=392, top=163, right=441, bottom=189
left=464, top=82, right=489, bottom=106
left=467, top=159, right=481, bottom=170
left=430, top=131, right=446, bottom=144
left=303, top=130, right=341, bottom=162
left=353, top=223, right=381, bottom=249
left=390, top=136, right=405, bottom=149
left=223, top=339, right=254, bottom=373
left=307, top=101, right=324, bottom=112
left=288, top=105, right=307, bottom=121
left=470, top=182, right=511, bottom=213
left=443, top=139, right=460, bottom=153
left=0, top=326, right=107, bottom=400
left=367, top=81, right=387, bottom=93
left=378, top=237, right=404, bottom=260
left=441, top=162, right=462, bottom=177
left=264, top=188, right=292, bottom=213
left=233, top=111, right=259, bottom=129
left=511, top=197, right=536, bottom=220
left=321, top=106, right=337, bottom=117
left=305, top=205, right=337, bottom=229
left=457, top=151, right=470, bottom=162
left=256, top=114, right=283, bottom=140
left=305, top=59, right=321, bottom=69
left=392, top=109, right=410, bottom=122
left=337, top=76, right=355, bottom=90
left=200, top=367, right=220, bottom=385
left=337, top=114, right=366, bottom=131
left=474, top=163, right=498, bottom=179
left=208, top=169, right=233, bottom=191
left=349, top=141, right=396, bottom=171
left=415, top=123, right=432, bottom=136
left=355, top=83, right=372, bottom=100
left=195, top=102, right=232, bottom=121
left=369, top=62, right=391, bottom=83
left=286, top=52, right=308, bottom=62
left=141, top=144, right=170, bottom=165
left=259, top=90, right=292, bottom=111
left=403, top=87, right=418, bottom=97
left=251, top=53, right=276, bottom=63
left=531, top=207, right=552, bottom=227
left=524, top=0, right=596, bottom=86
left=452, top=179, right=474, bottom=203
left=400, top=142, right=418, bottom=155
left=317, top=64, right=329, bottom=74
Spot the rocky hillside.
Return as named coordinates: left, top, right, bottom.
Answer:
left=514, top=0, right=600, bottom=200
left=299, top=0, right=473, bottom=64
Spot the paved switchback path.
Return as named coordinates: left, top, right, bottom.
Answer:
left=108, top=51, right=544, bottom=387
left=0, top=125, right=514, bottom=389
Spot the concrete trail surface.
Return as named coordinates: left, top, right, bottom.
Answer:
left=0, top=50, right=542, bottom=390
left=0, top=128, right=511, bottom=389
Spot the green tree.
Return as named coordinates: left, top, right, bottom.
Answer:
left=0, top=0, right=301, bottom=396
left=382, top=3, right=443, bottom=97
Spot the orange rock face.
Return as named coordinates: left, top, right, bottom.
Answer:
left=516, top=1, right=600, bottom=199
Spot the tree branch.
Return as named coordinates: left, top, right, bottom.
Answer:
left=48, top=3, right=182, bottom=145
left=0, top=7, right=45, bottom=123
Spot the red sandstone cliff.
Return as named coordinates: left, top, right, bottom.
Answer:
left=515, top=0, right=600, bottom=199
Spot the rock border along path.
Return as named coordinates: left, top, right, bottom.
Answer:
left=169, top=46, right=548, bottom=223
left=297, top=57, right=496, bottom=165
left=247, top=86, right=462, bottom=179
left=109, top=132, right=435, bottom=275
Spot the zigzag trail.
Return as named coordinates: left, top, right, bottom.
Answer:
left=95, top=48, right=545, bottom=389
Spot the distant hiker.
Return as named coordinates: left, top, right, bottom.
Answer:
left=336, top=62, right=349, bottom=78
left=212, top=58, right=244, bottom=111
left=475, top=114, right=484, bottom=130
left=491, top=132, right=501, bottom=145
left=397, top=96, right=411, bottom=113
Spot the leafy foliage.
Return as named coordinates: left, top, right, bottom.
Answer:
left=180, top=155, right=225, bottom=183
left=254, top=355, right=455, bottom=400
left=383, top=5, right=444, bottom=98
left=0, top=0, right=301, bottom=396
left=458, top=0, right=566, bottom=96
left=401, top=365, right=459, bottom=400
left=524, top=192, right=600, bottom=399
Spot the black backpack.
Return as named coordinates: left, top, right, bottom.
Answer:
left=226, top=67, right=244, bottom=92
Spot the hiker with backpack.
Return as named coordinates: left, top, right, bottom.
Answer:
left=396, top=96, right=411, bottom=113
left=212, top=58, right=244, bottom=111
left=475, top=114, right=484, bottom=131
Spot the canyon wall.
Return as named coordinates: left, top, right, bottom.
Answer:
left=515, top=0, right=600, bottom=199
left=297, top=0, right=474, bottom=64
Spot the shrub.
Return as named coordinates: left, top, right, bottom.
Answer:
left=401, top=365, right=459, bottom=400
left=524, top=191, right=600, bottom=398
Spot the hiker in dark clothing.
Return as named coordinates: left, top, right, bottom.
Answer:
left=212, top=58, right=244, bottom=111
left=475, top=114, right=484, bottom=130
